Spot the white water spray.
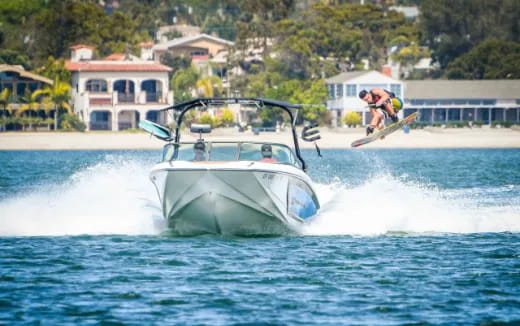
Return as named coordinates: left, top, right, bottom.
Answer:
left=0, top=158, right=518, bottom=237
left=0, top=157, right=166, bottom=236
left=303, top=174, right=520, bottom=235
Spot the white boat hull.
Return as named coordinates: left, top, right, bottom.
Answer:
left=150, top=161, right=319, bottom=236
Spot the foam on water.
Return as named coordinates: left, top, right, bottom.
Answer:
left=0, top=156, right=166, bottom=236
left=0, top=156, right=518, bottom=237
left=303, top=175, right=520, bottom=236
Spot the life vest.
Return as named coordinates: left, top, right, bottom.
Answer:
left=368, top=89, right=402, bottom=112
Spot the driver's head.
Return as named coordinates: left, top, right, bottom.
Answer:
left=194, top=141, right=205, bottom=152
left=261, top=144, right=272, bottom=158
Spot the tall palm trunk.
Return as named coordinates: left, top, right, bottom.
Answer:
left=54, top=105, right=58, bottom=130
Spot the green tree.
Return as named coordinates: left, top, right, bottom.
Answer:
left=34, top=57, right=71, bottom=83
left=0, top=88, right=12, bottom=131
left=160, top=52, right=192, bottom=72
left=444, top=40, right=520, bottom=79
left=16, top=89, right=42, bottom=130
left=171, top=66, right=200, bottom=102
left=0, top=50, right=32, bottom=70
left=420, top=0, right=520, bottom=69
left=33, top=80, right=71, bottom=130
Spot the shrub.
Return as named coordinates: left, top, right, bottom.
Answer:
left=220, top=107, right=234, bottom=126
left=342, top=111, right=361, bottom=127
left=446, top=121, right=467, bottom=128
left=199, top=112, right=214, bottom=126
left=60, top=113, right=86, bottom=132
left=491, top=120, right=513, bottom=128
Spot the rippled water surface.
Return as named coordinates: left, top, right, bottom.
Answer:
left=1, top=148, right=519, bottom=325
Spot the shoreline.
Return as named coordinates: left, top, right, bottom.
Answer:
left=0, top=127, right=519, bottom=150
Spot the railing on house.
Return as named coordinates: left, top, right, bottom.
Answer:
left=90, top=121, right=110, bottom=130
left=146, top=92, right=162, bottom=103
left=118, top=93, right=135, bottom=103
left=89, top=97, right=112, bottom=105
left=118, top=121, right=132, bottom=130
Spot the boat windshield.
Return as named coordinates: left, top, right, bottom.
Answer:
left=162, top=142, right=301, bottom=167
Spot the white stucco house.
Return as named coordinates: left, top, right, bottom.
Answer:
left=66, top=44, right=173, bottom=131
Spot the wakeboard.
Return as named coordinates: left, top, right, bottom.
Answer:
left=351, top=112, right=418, bottom=148
left=139, top=119, right=173, bottom=141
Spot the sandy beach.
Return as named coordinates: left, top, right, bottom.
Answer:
left=0, top=126, right=519, bottom=150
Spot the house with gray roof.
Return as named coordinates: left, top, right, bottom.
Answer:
left=325, top=70, right=520, bottom=126
left=403, top=80, right=520, bottom=124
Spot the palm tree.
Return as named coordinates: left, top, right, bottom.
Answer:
left=34, top=79, right=71, bottom=130
left=0, top=88, right=12, bottom=132
left=17, top=90, right=42, bottom=131
left=195, top=76, right=223, bottom=97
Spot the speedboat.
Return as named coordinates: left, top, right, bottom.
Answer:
left=140, top=97, right=321, bottom=236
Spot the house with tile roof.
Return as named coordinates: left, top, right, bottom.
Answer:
left=66, top=45, right=173, bottom=131
left=153, top=33, right=234, bottom=87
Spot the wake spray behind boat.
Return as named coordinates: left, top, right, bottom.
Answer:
left=139, top=97, right=321, bottom=236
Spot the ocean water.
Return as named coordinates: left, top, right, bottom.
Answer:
left=0, top=148, right=519, bottom=325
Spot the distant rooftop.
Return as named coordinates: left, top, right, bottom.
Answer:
left=405, top=80, right=520, bottom=99
left=325, top=70, right=400, bottom=84
left=0, top=64, right=53, bottom=85
left=154, top=33, right=234, bottom=51
left=389, top=6, right=419, bottom=19
left=65, top=61, right=172, bottom=72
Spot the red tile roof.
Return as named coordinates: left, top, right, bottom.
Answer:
left=104, top=53, right=126, bottom=61
left=139, top=42, right=154, bottom=47
left=65, top=60, right=172, bottom=72
left=70, top=44, right=95, bottom=50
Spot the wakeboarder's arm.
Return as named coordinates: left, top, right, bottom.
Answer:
left=371, top=88, right=390, bottom=107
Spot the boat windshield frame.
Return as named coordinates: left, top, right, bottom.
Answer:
left=162, top=141, right=302, bottom=168
left=160, top=97, right=308, bottom=170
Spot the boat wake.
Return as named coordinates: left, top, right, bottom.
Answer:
left=0, top=158, right=166, bottom=237
left=0, top=158, right=518, bottom=237
left=302, top=175, right=520, bottom=236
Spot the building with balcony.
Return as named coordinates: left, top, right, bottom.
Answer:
left=153, top=33, right=233, bottom=87
left=66, top=45, right=173, bottom=131
left=325, top=70, right=520, bottom=126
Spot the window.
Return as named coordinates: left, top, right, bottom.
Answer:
left=346, top=84, right=357, bottom=97
left=86, top=79, right=107, bottom=92
left=390, top=84, right=401, bottom=97
left=336, top=84, right=343, bottom=97
left=328, top=84, right=335, bottom=99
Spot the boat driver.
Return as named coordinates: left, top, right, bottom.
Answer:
left=260, top=144, right=277, bottom=163
left=193, top=141, right=206, bottom=161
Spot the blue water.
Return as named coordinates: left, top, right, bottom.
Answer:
left=1, top=149, right=519, bottom=324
